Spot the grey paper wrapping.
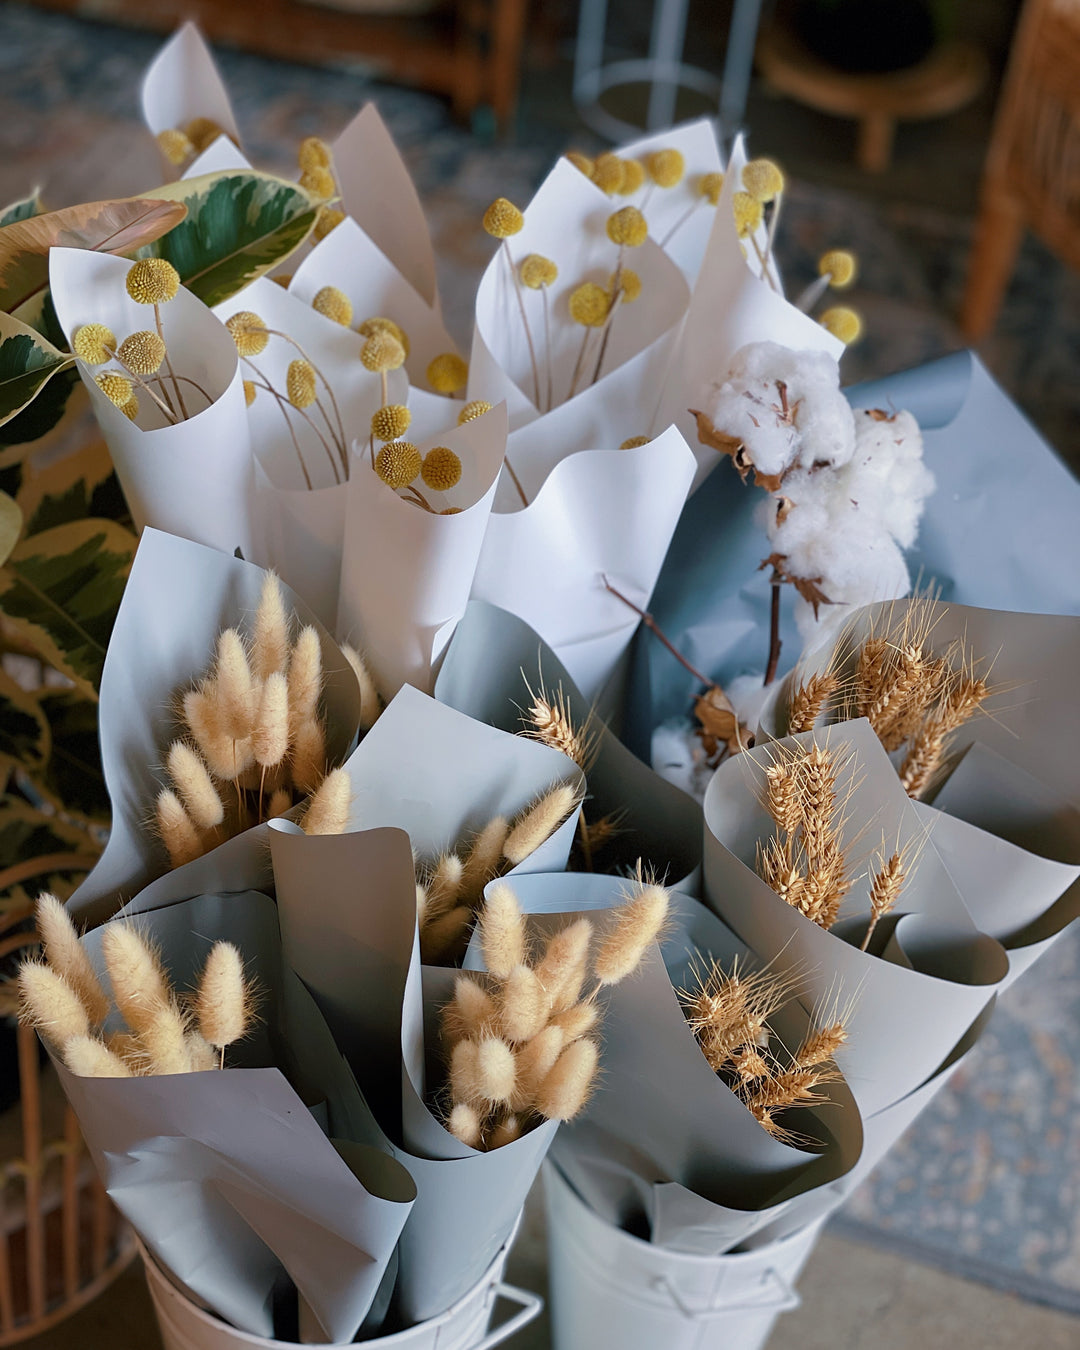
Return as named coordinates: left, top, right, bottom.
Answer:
left=482, top=875, right=861, bottom=1256
left=267, top=824, right=558, bottom=1325
left=67, top=528, right=361, bottom=927
left=702, top=719, right=1009, bottom=1118
left=434, top=600, right=702, bottom=891
left=472, top=425, right=697, bottom=702
left=622, top=354, right=1080, bottom=765
left=49, top=247, right=255, bottom=557
left=58, top=891, right=415, bottom=1342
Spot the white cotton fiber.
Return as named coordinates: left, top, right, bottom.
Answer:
left=705, top=340, right=855, bottom=479
left=651, top=719, right=716, bottom=803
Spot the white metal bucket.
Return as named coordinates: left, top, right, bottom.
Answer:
left=544, top=1162, right=822, bottom=1350
left=140, top=1233, right=541, bottom=1350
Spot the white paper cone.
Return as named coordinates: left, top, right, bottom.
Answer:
left=140, top=22, right=242, bottom=151
left=50, top=247, right=255, bottom=557
left=337, top=403, right=509, bottom=697
left=66, top=528, right=361, bottom=926
left=288, top=216, right=459, bottom=394
left=702, top=719, right=1009, bottom=1117
left=182, top=137, right=252, bottom=179
left=468, top=157, right=689, bottom=439
left=472, top=426, right=696, bottom=700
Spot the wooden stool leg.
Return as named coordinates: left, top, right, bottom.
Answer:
left=959, top=189, right=1025, bottom=341
left=857, top=113, right=896, bottom=172
left=490, top=0, right=528, bottom=134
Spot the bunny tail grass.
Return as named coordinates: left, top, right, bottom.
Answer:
left=300, top=768, right=351, bottom=835
left=35, top=894, right=109, bottom=1027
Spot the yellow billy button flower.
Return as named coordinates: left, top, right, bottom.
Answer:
left=95, top=371, right=134, bottom=408
left=359, top=316, right=410, bottom=358
left=427, top=352, right=468, bottom=393
left=421, top=445, right=462, bottom=491
left=312, top=285, right=353, bottom=327
left=742, top=158, right=785, bottom=203
left=313, top=207, right=345, bottom=241
left=300, top=166, right=337, bottom=200
left=117, top=330, right=166, bottom=376
left=298, top=136, right=331, bottom=171
left=591, top=153, right=625, bottom=195
left=371, top=404, right=411, bottom=441
left=226, top=311, right=270, bottom=357
left=732, top=191, right=763, bottom=238
left=458, top=400, right=492, bottom=425
left=72, top=323, right=115, bottom=365
left=617, top=159, right=646, bottom=195
left=286, top=359, right=317, bottom=409
left=819, top=306, right=863, bottom=345
left=699, top=171, right=724, bottom=205
left=565, top=151, right=594, bottom=177
left=606, top=206, right=648, bottom=247
left=360, top=331, right=406, bottom=373
left=520, top=254, right=558, bottom=289
left=243, top=380, right=257, bottom=407
left=646, top=148, right=685, bottom=187
left=483, top=198, right=525, bottom=239
left=185, top=117, right=224, bottom=152
left=620, top=435, right=650, bottom=449
left=819, top=249, right=857, bottom=288
left=375, top=440, right=422, bottom=489
left=611, top=268, right=642, bottom=303
left=126, top=258, right=180, bottom=306
left=157, top=128, right=193, bottom=165
left=120, top=394, right=139, bottom=422
left=568, top=282, right=610, bottom=328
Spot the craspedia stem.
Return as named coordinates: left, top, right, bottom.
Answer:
left=502, top=240, right=541, bottom=409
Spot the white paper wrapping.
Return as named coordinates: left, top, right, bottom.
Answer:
left=435, top=600, right=703, bottom=891
left=702, top=719, right=1008, bottom=1118
left=473, top=425, right=696, bottom=700
left=140, top=22, right=241, bottom=153
left=49, top=247, right=255, bottom=557
left=66, top=529, right=361, bottom=927
left=337, top=403, right=509, bottom=697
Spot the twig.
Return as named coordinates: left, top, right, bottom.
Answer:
left=154, top=301, right=189, bottom=418
left=602, top=574, right=715, bottom=688
left=764, top=567, right=783, bottom=686
left=504, top=240, right=541, bottom=408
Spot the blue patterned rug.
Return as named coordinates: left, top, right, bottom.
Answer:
left=4, top=1, right=1080, bottom=1310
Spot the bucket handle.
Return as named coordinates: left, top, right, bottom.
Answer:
left=652, top=1266, right=801, bottom=1321
left=469, top=1282, right=543, bottom=1349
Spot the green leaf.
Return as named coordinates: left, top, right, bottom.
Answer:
left=0, top=795, right=100, bottom=910
left=0, top=489, right=19, bottom=566
left=0, top=518, right=136, bottom=700
left=0, top=192, right=43, bottom=228
left=0, top=311, right=73, bottom=429
left=140, top=171, right=320, bottom=307
left=32, top=690, right=109, bottom=825
left=0, top=195, right=188, bottom=314
left=17, top=437, right=127, bottom=535
left=0, top=669, right=50, bottom=775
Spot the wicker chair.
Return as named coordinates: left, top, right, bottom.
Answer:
left=960, top=0, right=1080, bottom=339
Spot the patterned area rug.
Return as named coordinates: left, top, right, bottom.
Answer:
left=4, top=0, right=1079, bottom=1310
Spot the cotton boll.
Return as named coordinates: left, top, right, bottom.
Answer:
left=705, top=341, right=855, bottom=480
left=726, top=673, right=768, bottom=727
left=651, top=720, right=714, bottom=803
left=847, top=410, right=935, bottom=549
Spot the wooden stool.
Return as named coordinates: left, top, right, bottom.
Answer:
left=755, top=23, right=988, bottom=172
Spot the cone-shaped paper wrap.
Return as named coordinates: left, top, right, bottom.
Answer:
left=268, top=824, right=559, bottom=1323
left=49, top=247, right=254, bottom=556
left=213, top=275, right=407, bottom=627
left=761, top=600, right=1080, bottom=989
left=473, top=426, right=696, bottom=700
left=67, top=529, right=361, bottom=926
left=141, top=22, right=241, bottom=158
left=56, top=890, right=415, bottom=1342
left=653, top=134, right=842, bottom=487
left=435, top=600, right=702, bottom=890
left=476, top=875, right=861, bottom=1255
left=337, top=403, right=509, bottom=698
left=702, top=719, right=1008, bottom=1118
left=468, top=157, right=689, bottom=445
left=288, top=216, right=459, bottom=399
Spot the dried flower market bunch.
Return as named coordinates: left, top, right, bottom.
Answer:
left=73, top=260, right=212, bottom=427
left=416, top=778, right=584, bottom=964
left=155, top=572, right=376, bottom=868
left=439, top=872, right=671, bottom=1149
left=19, top=895, right=256, bottom=1077
left=225, top=309, right=348, bottom=488
left=681, top=955, right=847, bottom=1138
